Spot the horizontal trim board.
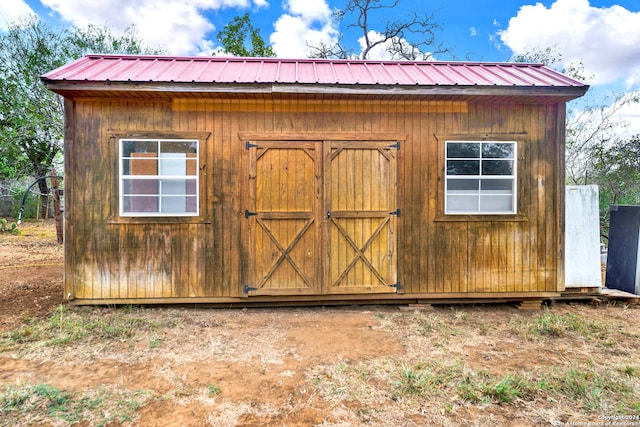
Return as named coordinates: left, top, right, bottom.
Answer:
left=108, top=131, right=211, bottom=140
left=52, top=91, right=578, bottom=105
left=172, top=98, right=469, bottom=113
left=433, top=214, right=528, bottom=222
left=68, top=292, right=561, bottom=306
left=239, top=132, right=408, bottom=141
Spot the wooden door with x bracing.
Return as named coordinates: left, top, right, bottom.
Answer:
left=244, top=141, right=322, bottom=295
left=244, top=139, right=398, bottom=296
left=324, top=141, right=399, bottom=294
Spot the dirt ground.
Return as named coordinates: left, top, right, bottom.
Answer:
left=0, top=220, right=64, bottom=331
left=1, top=220, right=639, bottom=426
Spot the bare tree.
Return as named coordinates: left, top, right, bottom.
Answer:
left=565, top=92, right=639, bottom=186
left=306, top=0, right=451, bottom=60
left=512, top=45, right=640, bottom=238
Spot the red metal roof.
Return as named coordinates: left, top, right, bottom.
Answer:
left=43, top=54, right=586, bottom=88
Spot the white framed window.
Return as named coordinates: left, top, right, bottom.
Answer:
left=445, top=141, right=516, bottom=214
left=119, top=139, right=199, bottom=216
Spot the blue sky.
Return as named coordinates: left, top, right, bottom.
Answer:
left=2, top=0, right=640, bottom=133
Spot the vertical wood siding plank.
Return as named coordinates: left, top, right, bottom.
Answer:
left=417, top=101, right=428, bottom=294
left=555, top=103, right=567, bottom=292
left=194, top=99, right=207, bottom=297
left=230, top=98, right=244, bottom=296
left=220, top=98, right=232, bottom=297
left=73, top=101, right=87, bottom=299
left=63, top=98, right=76, bottom=300
left=546, top=103, right=560, bottom=292
left=198, top=99, right=217, bottom=297
left=399, top=101, right=416, bottom=292
left=425, top=102, right=437, bottom=294
left=87, top=101, right=99, bottom=299
left=529, top=105, right=541, bottom=292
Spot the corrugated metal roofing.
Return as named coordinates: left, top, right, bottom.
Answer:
left=43, top=54, right=586, bottom=89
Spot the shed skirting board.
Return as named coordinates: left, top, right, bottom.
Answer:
left=67, top=292, right=561, bottom=306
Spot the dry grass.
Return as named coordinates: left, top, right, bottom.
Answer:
left=309, top=305, right=640, bottom=425
left=4, top=222, right=638, bottom=425
left=1, top=303, right=639, bottom=426
left=0, top=219, right=62, bottom=268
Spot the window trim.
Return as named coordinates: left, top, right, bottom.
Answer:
left=119, top=138, right=199, bottom=217
left=108, top=131, right=210, bottom=224
left=444, top=140, right=518, bottom=215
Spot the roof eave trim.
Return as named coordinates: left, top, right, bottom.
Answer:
left=271, top=83, right=589, bottom=99
left=41, top=80, right=589, bottom=100
left=41, top=80, right=274, bottom=94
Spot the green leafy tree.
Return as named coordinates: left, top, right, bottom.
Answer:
left=306, top=0, right=451, bottom=60
left=0, top=18, right=67, bottom=183
left=589, top=134, right=640, bottom=240
left=66, top=24, right=151, bottom=57
left=0, top=18, right=159, bottom=213
left=215, top=13, right=275, bottom=57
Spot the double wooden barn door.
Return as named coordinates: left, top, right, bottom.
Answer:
left=244, top=139, right=399, bottom=296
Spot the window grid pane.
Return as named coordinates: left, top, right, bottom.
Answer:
left=445, top=141, right=516, bottom=214
left=120, top=139, right=199, bottom=216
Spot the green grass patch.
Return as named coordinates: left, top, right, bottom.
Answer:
left=312, top=357, right=639, bottom=416
left=0, top=383, right=153, bottom=426
left=484, top=373, right=532, bottom=403
left=620, top=365, right=640, bottom=377
left=0, top=305, right=177, bottom=352
left=554, top=366, right=633, bottom=411
left=412, top=313, right=462, bottom=341
left=394, top=362, right=460, bottom=397
left=391, top=362, right=539, bottom=405
left=0, top=218, right=19, bottom=234
left=207, top=383, right=222, bottom=397
left=509, top=309, right=606, bottom=340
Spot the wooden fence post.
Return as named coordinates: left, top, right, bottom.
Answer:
left=50, top=170, right=63, bottom=244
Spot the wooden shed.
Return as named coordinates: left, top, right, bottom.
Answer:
left=42, top=55, right=588, bottom=306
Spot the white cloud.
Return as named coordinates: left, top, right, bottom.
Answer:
left=614, top=91, right=640, bottom=138
left=499, top=0, right=640, bottom=88
left=357, top=31, right=408, bottom=60
left=356, top=30, right=435, bottom=61
left=271, top=15, right=313, bottom=57
left=0, top=0, right=37, bottom=30
left=38, top=0, right=267, bottom=55
left=358, top=31, right=390, bottom=60
left=270, top=0, right=338, bottom=58
left=286, top=0, right=332, bottom=22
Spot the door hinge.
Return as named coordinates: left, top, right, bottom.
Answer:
left=388, top=141, right=400, bottom=150
left=390, top=282, right=401, bottom=291
left=244, top=209, right=258, bottom=218
left=390, top=209, right=401, bottom=217
left=245, top=141, right=258, bottom=149
left=243, top=284, right=258, bottom=293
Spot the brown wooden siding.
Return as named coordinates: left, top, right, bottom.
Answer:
left=64, top=95, right=565, bottom=302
